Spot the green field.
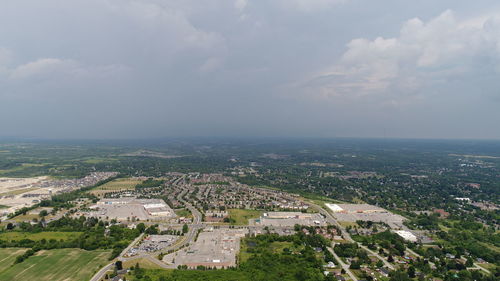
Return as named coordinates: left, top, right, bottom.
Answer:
left=239, top=240, right=294, bottom=263
left=129, top=269, right=250, bottom=281
left=0, top=187, right=40, bottom=197
left=0, top=248, right=111, bottom=281
left=0, top=248, right=28, bottom=272
left=228, top=209, right=263, bottom=225
left=0, top=231, right=83, bottom=241
left=175, top=208, right=192, bottom=218
left=90, top=178, right=143, bottom=195
left=0, top=163, right=47, bottom=175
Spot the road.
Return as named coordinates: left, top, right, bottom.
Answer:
left=309, top=201, right=403, bottom=271
left=89, top=233, right=145, bottom=281
left=328, top=246, right=358, bottom=281
left=359, top=244, right=394, bottom=270
left=307, top=201, right=354, bottom=242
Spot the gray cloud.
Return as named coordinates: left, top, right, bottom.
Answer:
left=0, top=0, right=499, bottom=139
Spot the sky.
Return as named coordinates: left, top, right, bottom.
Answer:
left=1, top=0, right=500, bottom=139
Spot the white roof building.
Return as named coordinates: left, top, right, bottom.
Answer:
left=395, top=230, right=418, bottom=242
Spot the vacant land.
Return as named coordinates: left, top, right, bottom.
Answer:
left=0, top=231, right=83, bottom=241
left=123, top=257, right=165, bottom=270
left=90, top=178, right=142, bottom=195
left=239, top=240, right=294, bottom=263
left=0, top=187, right=40, bottom=197
left=174, top=208, right=192, bottom=218
left=228, top=209, right=263, bottom=225
left=0, top=248, right=27, bottom=272
left=129, top=269, right=250, bottom=281
left=0, top=248, right=111, bottom=281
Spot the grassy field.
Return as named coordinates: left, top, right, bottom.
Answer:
left=174, top=208, right=192, bottom=218
left=239, top=240, right=296, bottom=263
left=228, top=209, right=263, bottom=225
left=0, top=231, right=83, bottom=241
left=0, top=248, right=111, bottom=281
left=0, top=204, right=9, bottom=209
left=0, top=187, right=40, bottom=197
left=81, top=157, right=118, bottom=164
left=90, top=178, right=143, bottom=195
left=338, top=221, right=358, bottom=228
left=123, top=257, right=165, bottom=269
left=9, top=213, right=40, bottom=222
left=0, top=248, right=28, bottom=272
left=0, top=163, right=47, bottom=175
left=128, top=269, right=250, bottom=281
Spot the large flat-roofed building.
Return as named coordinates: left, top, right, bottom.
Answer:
left=325, top=203, right=385, bottom=213
left=87, top=197, right=175, bottom=221
left=326, top=203, right=406, bottom=229
left=264, top=211, right=314, bottom=219
left=395, top=230, right=418, bottom=242
left=163, top=228, right=247, bottom=269
left=257, top=211, right=326, bottom=227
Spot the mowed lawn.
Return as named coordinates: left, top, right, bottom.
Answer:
left=0, top=231, right=83, bottom=241
left=90, top=178, right=142, bottom=195
left=228, top=209, right=263, bottom=225
left=0, top=248, right=28, bottom=272
left=0, top=248, right=111, bottom=281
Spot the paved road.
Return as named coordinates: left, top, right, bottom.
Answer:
left=309, top=200, right=401, bottom=272
left=359, top=244, right=395, bottom=270
left=89, top=233, right=145, bottom=281
left=328, top=246, right=358, bottom=281
left=307, top=201, right=354, bottom=242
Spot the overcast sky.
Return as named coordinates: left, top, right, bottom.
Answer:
left=1, top=0, right=499, bottom=139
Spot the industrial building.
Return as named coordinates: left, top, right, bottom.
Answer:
left=163, top=228, right=247, bottom=269
left=325, top=203, right=385, bottom=213
left=87, top=197, right=175, bottom=221
left=257, top=211, right=326, bottom=227
left=395, top=230, right=418, bottom=242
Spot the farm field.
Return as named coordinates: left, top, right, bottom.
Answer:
left=0, top=248, right=111, bottom=281
left=228, top=209, right=263, bottom=225
left=0, top=231, right=83, bottom=241
left=0, top=248, right=28, bottom=272
left=90, top=178, right=143, bottom=195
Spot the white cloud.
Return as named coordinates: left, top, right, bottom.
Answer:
left=10, top=58, right=78, bottom=80
left=9, top=58, right=129, bottom=81
left=199, top=57, right=223, bottom=73
left=298, top=10, right=500, bottom=105
left=234, top=0, right=247, bottom=12
left=279, top=0, right=348, bottom=12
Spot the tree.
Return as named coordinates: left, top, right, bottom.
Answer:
left=115, top=260, right=123, bottom=270
left=389, top=270, right=411, bottom=281
left=407, top=266, right=416, bottom=278
left=39, top=210, right=48, bottom=217
left=136, top=223, right=146, bottom=233
left=182, top=224, right=188, bottom=234
left=388, top=255, right=394, bottom=262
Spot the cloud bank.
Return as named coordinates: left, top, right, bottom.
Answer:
left=0, top=0, right=499, bottom=139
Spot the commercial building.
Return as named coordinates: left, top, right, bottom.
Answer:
left=395, top=230, right=418, bottom=242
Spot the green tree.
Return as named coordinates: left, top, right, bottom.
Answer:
left=137, top=223, right=146, bottom=233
